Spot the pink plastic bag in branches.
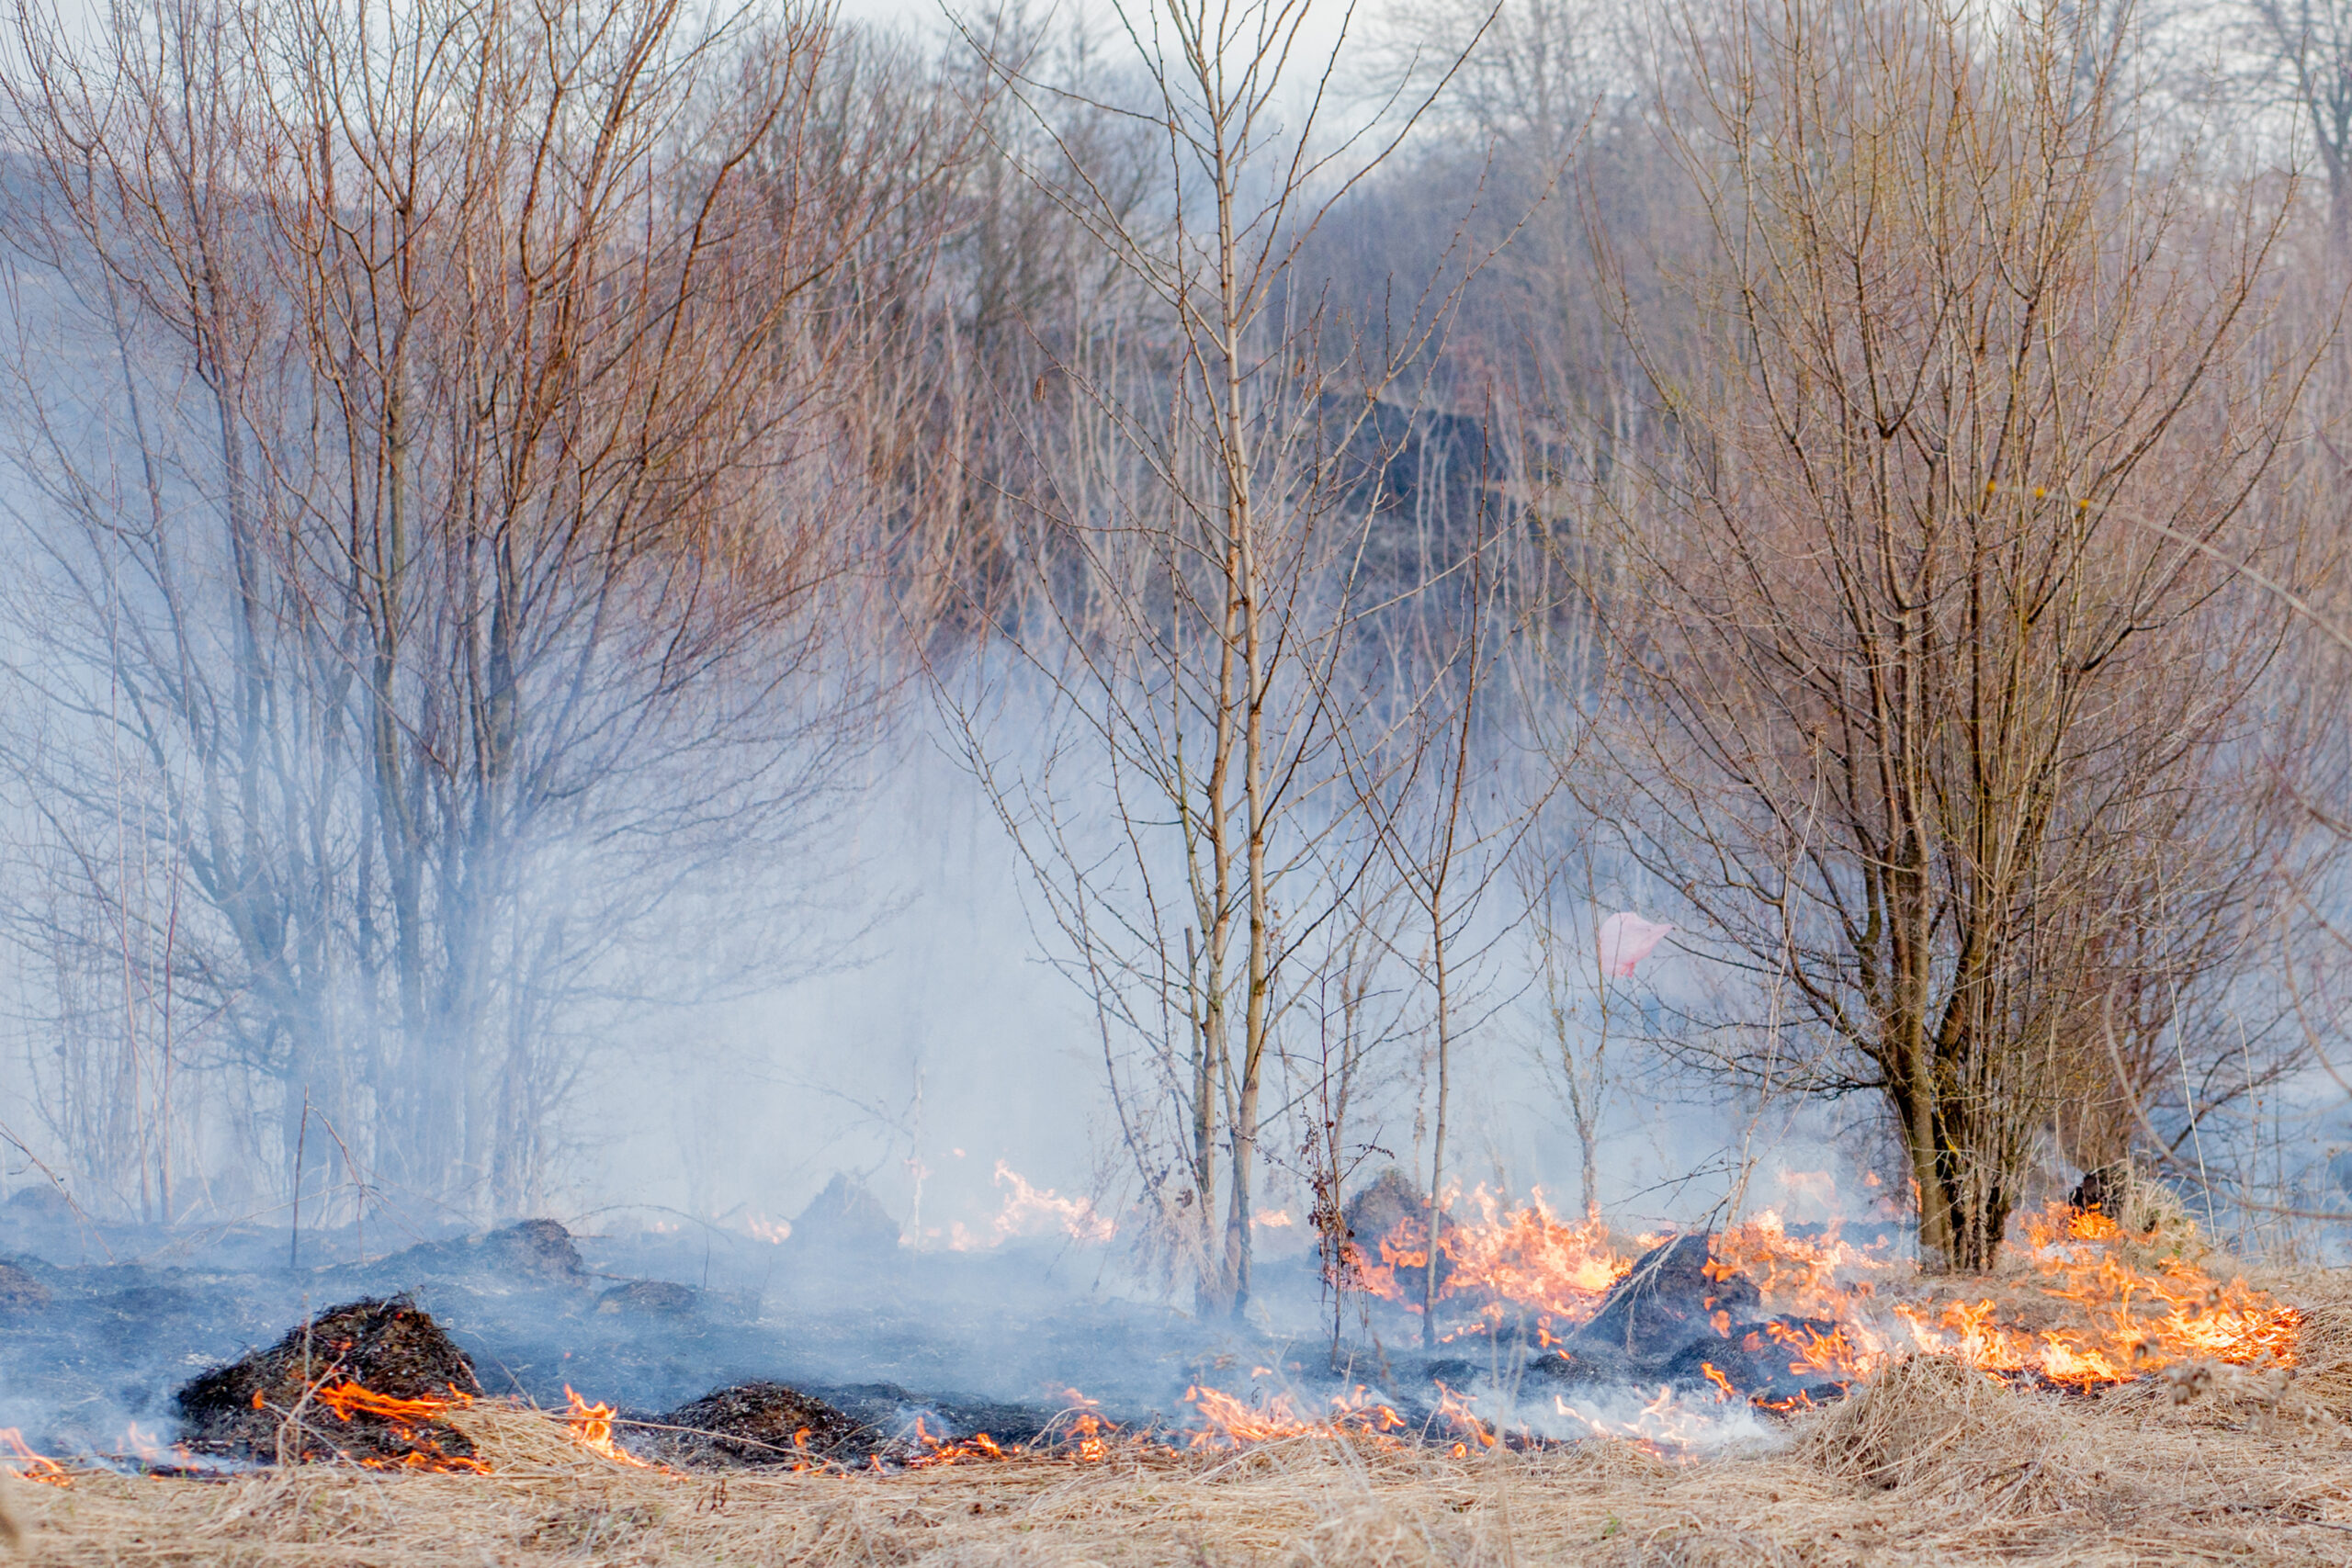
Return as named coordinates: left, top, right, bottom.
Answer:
left=1597, top=912, right=1674, bottom=978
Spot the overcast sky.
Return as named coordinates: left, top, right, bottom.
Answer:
left=833, top=0, right=1366, bottom=72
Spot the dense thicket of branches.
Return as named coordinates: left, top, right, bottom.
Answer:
left=0, top=0, right=956, bottom=1217
left=1577, top=0, right=2318, bottom=1269
left=0, top=0, right=2345, bottom=1285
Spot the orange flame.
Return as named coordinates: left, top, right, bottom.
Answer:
left=1067, top=1412, right=1110, bottom=1464
left=317, top=1381, right=469, bottom=1426
left=1345, top=1186, right=1634, bottom=1338
left=1182, top=1383, right=1411, bottom=1449
left=97, top=1198, right=2289, bottom=1484
left=1432, top=1382, right=1498, bottom=1450
left=1346, top=1189, right=2297, bottom=1406
left=906, top=1417, right=1009, bottom=1469
left=1891, top=1202, right=2300, bottom=1390
left=947, top=1163, right=1116, bottom=1250
left=563, top=1386, right=651, bottom=1468
left=302, top=1380, right=490, bottom=1473
left=1711, top=1210, right=1898, bottom=1322
left=0, top=1427, right=68, bottom=1486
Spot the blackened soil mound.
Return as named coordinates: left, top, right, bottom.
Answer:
left=1340, top=1168, right=1453, bottom=1286
left=1527, top=1235, right=1854, bottom=1404
left=3, top=1187, right=71, bottom=1224
left=2071, top=1164, right=2128, bottom=1215
left=786, top=1175, right=900, bottom=1255
left=656, top=1381, right=861, bottom=1466
left=0, top=1260, right=48, bottom=1314
left=175, top=1296, right=482, bottom=1464
left=1574, top=1234, right=1759, bottom=1362
left=373, top=1218, right=590, bottom=1289
left=1658, top=1314, right=1850, bottom=1402
left=479, top=1218, right=587, bottom=1281
left=1343, top=1168, right=1428, bottom=1248
left=598, top=1279, right=700, bottom=1316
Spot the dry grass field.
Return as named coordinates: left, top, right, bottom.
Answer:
left=9, top=1275, right=2352, bottom=1567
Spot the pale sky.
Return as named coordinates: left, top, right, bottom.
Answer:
left=832, top=0, right=1368, bottom=70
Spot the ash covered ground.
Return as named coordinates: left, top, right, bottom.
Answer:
left=0, top=1179, right=1878, bottom=1467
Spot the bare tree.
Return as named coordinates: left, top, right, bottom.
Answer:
left=1287, top=881, right=1409, bottom=1367
left=1580, top=0, right=2316, bottom=1270
left=2249, top=0, right=2352, bottom=248
left=0, top=0, right=951, bottom=1216
left=947, top=0, right=1490, bottom=1314
left=1344, top=503, right=1547, bottom=1345
left=1517, top=836, right=1614, bottom=1221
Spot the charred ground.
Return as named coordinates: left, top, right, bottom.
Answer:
left=0, top=1179, right=1886, bottom=1474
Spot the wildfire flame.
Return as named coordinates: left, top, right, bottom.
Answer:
left=951, top=1161, right=1116, bottom=1249
left=1553, top=1384, right=1736, bottom=1453
left=268, top=1376, right=700, bottom=1474
left=563, top=1386, right=652, bottom=1468
left=905, top=1416, right=1008, bottom=1468
left=1182, top=1383, right=1410, bottom=1449
left=900, top=1393, right=1139, bottom=1468
left=919, top=1170, right=1309, bottom=1253
left=0, top=1427, right=68, bottom=1486
left=1433, top=1382, right=1499, bottom=1452
left=1710, top=1209, right=1897, bottom=1319
left=303, top=1380, right=491, bottom=1472
left=1345, top=1190, right=2297, bottom=1406
left=1891, top=1205, right=2300, bottom=1389
left=1, top=1197, right=2276, bottom=1491
left=318, top=1381, right=469, bottom=1427
left=1346, top=1186, right=1634, bottom=1339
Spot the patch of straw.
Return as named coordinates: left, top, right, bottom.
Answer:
left=1790, top=1353, right=2086, bottom=1513
left=17, top=1321, right=2352, bottom=1565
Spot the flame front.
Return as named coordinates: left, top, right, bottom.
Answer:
left=945, top=1162, right=1116, bottom=1250
left=906, top=1417, right=1008, bottom=1468
left=1346, top=1187, right=1634, bottom=1339
left=306, top=1380, right=490, bottom=1472
left=0, top=1199, right=2283, bottom=1492
left=1891, top=1204, right=2301, bottom=1389
left=1182, top=1383, right=1411, bottom=1449
left=1344, top=1191, right=2297, bottom=1404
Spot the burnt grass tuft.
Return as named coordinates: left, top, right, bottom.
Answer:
left=175, top=1295, right=483, bottom=1465
left=653, top=1381, right=863, bottom=1466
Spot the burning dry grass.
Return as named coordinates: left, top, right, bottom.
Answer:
left=6, top=1202, right=2346, bottom=1563
left=7, top=1277, right=2352, bottom=1565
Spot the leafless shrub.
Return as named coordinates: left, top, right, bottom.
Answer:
left=0, top=0, right=961, bottom=1214
left=1573, top=0, right=2322, bottom=1269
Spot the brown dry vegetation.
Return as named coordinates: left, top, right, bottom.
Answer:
left=7, top=1274, right=2352, bottom=1566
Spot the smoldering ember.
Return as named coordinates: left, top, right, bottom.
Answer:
left=12, top=0, right=2352, bottom=1562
